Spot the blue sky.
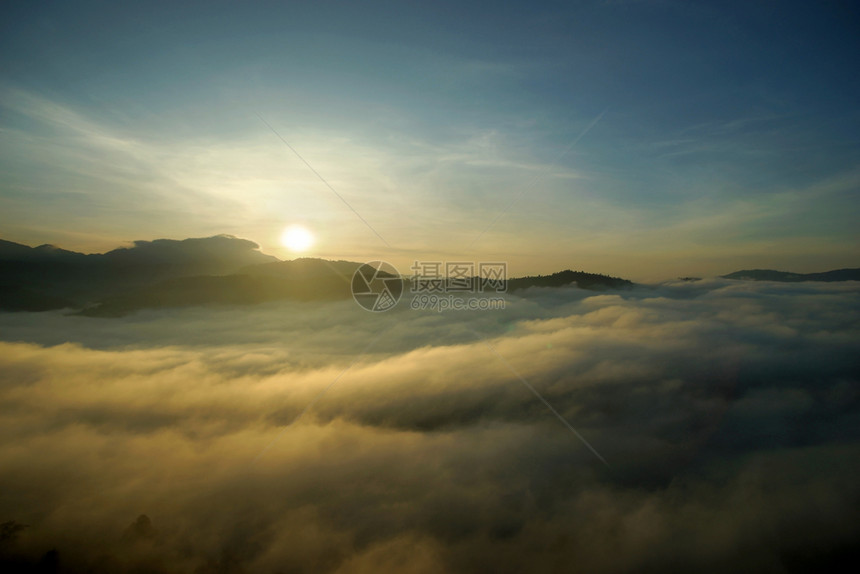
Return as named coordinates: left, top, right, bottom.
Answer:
left=1, top=0, right=858, bottom=279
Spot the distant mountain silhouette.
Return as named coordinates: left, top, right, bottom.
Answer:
left=507, top=269, right=633, bottom=291
left=1, top=235, right=635, bottom=316
left=0, top=235, right=277, bottom=311
left=101, top=236, right=277, bottom=272
left=1, top=235, right=275, bottom=275
left=0, top=239, right=86, bottom=261
left=722, top=268, right=860, bottom=282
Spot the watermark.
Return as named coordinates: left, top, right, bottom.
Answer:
left=351, top=260, right=507, bottom=312
left=351, top=261, right=404, bottom=312
left=410, top=294, right=506, bottom=312
left=410, top=261, right=507, bottom=294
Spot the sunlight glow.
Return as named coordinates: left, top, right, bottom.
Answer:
left=280, top=225, right=315, bottom=252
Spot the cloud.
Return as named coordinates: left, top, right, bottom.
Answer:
left=4, top=86, right=857, bottom=279
left=0, top=280, right=858, bottom=572
left=0, top=88, right=598, bottom=262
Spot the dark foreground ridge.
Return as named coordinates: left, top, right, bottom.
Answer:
left=0, top=235, right=634, bottom=316
left=722, top=268, right=860, bottom=282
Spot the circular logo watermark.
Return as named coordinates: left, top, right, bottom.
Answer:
left=351, top=261, right=403, bottom=312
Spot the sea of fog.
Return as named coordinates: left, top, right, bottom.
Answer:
left=1, top=279, right=858, bottom=572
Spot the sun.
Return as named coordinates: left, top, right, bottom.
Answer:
left=280, top=225, right=315, bottom=253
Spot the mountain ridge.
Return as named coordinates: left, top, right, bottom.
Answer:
left=722, top=268, right=860, bottom=282
left=0, top=236, right=637, bottom=316
left=0, top=235, right=277, bottom=311
left=4, top=236, right=857, bottom=316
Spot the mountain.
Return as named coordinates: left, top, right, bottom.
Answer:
left=722, top=268, right=860, bottom=282
left=507, top=269, right=633, bottom=291
left=81, top=265, right=634, bottom=317
left=0, top=239, right=87, bottom=261
left=0, top=283, right=78, bottom=312
left=1, top=235, right=635, bottom=316
left=0, top=235, right=276, bottom=272
left=80, top=273, right=353, bottom=317
left=80, top=258, right=360, bottom=317
left=0, top=235, right=278, bottom=311
left=240, top=258, right=361, bottom=281
left=100, top=236, right=277, bottom=274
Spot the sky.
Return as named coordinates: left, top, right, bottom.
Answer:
left=1, top=0, right=858, bottom=280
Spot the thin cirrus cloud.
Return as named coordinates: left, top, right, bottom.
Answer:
left=0, top=88, right=603, bottom=264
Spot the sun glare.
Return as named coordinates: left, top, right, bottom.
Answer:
left=280, top=225, right=315, bottom=252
